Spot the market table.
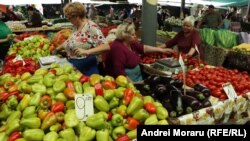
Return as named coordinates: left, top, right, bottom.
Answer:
left=168, top=92, right=250, bottom=125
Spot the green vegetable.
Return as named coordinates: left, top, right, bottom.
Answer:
left=79, top=126, right=96, bottom=141
left=55, top=68, right=64, bottom=76
left=44, top=132, right=59, bottom=141
left=86, top=113, right=106, bottom=130
left=64, top=109, right=79, bottom=128
left=144, top=114, right=158, bottom=125
left=94, top=96, right=110, bottom=112
left=83, top=87, right=95, bottom=97
left=112, top=126, right=126, bottom=140
left=0, top=132, right=7, bottom=141
left=104, top=89, right=114, bottom=101
left=50, top=123, right=62, bottom=132
left=66, top=100, right=75, bottom=109
left=22, top=106, right=36, bottom=118
left=31, top=83, right=47, bottom=95
left=158, top=119, right=169, bottom=125
left=133, top=109, right=149, bottom=122
left=0, top=104, right=11, bottom=120
left=59, top=128, right=76, bottom=141
left=56, top=74, right=69, bottom=82
left=53, top=80, right=66, bottom=93
left=74, top=81, right=83, bottom=93
left=156, top=106, right=169, bottom=120
left=55, top=93, right=68, bottom=103
left=29, top=93, right=42, bottom=106
left=96, top=129, right=109, bottom=141
left=126, top=129, right=137, bottom=140
left=43, top=77, right=55, bottom=87
left=114, top=87, right=125, bottom=98
left=127, top=96, right=143, bottom=116
left=74, top=121, right=86, bottom=136
left=62, top=64, right=73, bottom=74
left=34, top=68, right=48, bottom=76
left=6, top=111, right=21, bottom=124
left=6, top=119, right=20, bottom=135
left=111, top=114, right=123, bottom=127
left=6, top=95, right=18, bottom=110
left=27, top=75, right=43, bottom=84
left=143, top=96, right=155, bottom=104
left=109, top=97, right=119, bottom=109
left=20, top=117, right=41, bottom=129
left=23, top=129, right=45, bottom=141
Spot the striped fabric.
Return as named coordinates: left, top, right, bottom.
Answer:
left=230, top=22, right=241, bottom=32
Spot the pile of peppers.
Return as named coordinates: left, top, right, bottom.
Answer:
left=0, top=64, right=169, bottom=141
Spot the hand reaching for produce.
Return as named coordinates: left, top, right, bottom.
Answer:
left=161, top=48, right=175, bottom=54
left=73, top=48, right=89, bottom=57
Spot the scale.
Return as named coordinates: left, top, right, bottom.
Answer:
left=152, top=58, right=185, bottom=75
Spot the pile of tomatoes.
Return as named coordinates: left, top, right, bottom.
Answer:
left=141, top=53, right=170, bottom=64
left=176, top=67, right=250, bottom=100
left=16, top=32, right=48, bottom=41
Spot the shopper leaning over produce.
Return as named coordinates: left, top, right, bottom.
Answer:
left=27, top=6, right=42, bottom=27
left=73, top=21, right=174, bottom=83
left=0, top=18, right=15, bottom=60
left=54, top=2, right=105, bottom=75
left=158, top=16, right=203, bottom=59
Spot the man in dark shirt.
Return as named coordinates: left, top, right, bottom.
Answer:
left=27, top=6, right=42, bottom=27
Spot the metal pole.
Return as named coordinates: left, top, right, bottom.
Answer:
left=141, top=0, right=157, bottom=46
left=180, top=0, right=185, bottom=19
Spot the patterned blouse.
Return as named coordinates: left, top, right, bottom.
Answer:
left=62, top=20, right=104, bottom=59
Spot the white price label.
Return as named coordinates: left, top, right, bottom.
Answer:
left=12, top=55, right=25, bottom=65
left=39, top=56, right=57, bottom=65
left=179, top=54, right=186, bottom=95
left=195, top=44, right=200, bottom=55
left=75, top=94, right=94, bottom=121
left=222, top=83, right=237, bottom=99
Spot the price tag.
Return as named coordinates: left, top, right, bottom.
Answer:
left=222, top=83, right=237, bottom=99
left=75, top=94, right=94, bottom=121
left=179, top=54, right=186, bottom=95
left=195, top=44, right=201, bottom=64
left=12, top=55, right=25, bottom=65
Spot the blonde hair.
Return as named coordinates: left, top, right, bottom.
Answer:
left=183, top=16, right=195, bottom=26
left=63, top=2, right=86, bottom=18
left=116, top=23, right=135, bottom=40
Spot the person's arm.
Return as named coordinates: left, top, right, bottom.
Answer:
left=187, top=48, right=196, bottom=56
left=74, top=43, right=110, bottom=56
left=157, top=32, right=180, bottom=48
left=144, top=45, right=174, bottom=53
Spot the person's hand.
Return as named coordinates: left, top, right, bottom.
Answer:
left=73, top=48, right=89, bottom=56
left=160, top=48, right=175, bottom=54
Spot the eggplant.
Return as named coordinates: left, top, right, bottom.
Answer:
left=169, top=79, right=183, bottom=89
left=181, top=95, right=202, bottom=111
left=184, top=89, right=205, bottom=101
left=201, top=98, right=212, bottom=108
left=170, top=89, right=184, bottom=115
left=162, top=99, right=174, bottom=112
left=194, top=84, right=211, bottom=97
left=154, top=84, right=167, bottom=100
left=201, top=88, right=211, bottom=97
left=159, top=76, right=173, bottom=84
left=134, top=84, right=151, bottom=96
left=144, top=75, right=161, bottom=86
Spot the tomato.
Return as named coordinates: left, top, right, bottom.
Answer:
left=144, top=103, right=157, bottom=114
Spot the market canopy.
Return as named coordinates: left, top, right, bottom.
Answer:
left=0, top=0, right=62, bottom=5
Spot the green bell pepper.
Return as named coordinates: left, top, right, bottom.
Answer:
left=56, top=74, right=69, bottom=82
left=6, top=119, right=20, bottom=135
left=21, top=72, right=32, bottom=80
left=66, top=100, right=75, bottom=109
left=6, top=95, right=18, bottom=110
left=114, top=87, right=125, bottom=98
left=65, top=109, right=79, bottom=128
left=154, top=101, right=163, bottom=107
left=50, top=123, right=62, bottom=132
left=27, top=75, right=43, bottom=84
left=98, top=111, right=108, bottom=120
left=55, top=93, right=68, bottom=103
left=56, top=138, right=66, bottom=141
left=74, top=81, right=83, bottom=93
left=44, top=72, right=56, bottom=79
left=41, top=112, right=57, bottom=130
left=104, top=122, right=113, bottom=135
left=144, top=114, right=158, bottom=125
left=158, top=119, right=169, bottom=125
left=156, top=106, right=169, bottom=120
left=53, top=80, right=66, bottom=93
left=34, top=68, right=48, bottom=76
left=19, top=81, right=32, bottom=93
left=83, top=86, right=95, bottom=98
left=29, top=93, right=41, bottom=106
left=82, top=82, right=90, bottom=89
left=74, top=121, right=86, bottom=136
left=96, top=129, right=109, bottom=141
left=111, top=114, right=123, bottom=127
left=94, top=96, right=110, bottom=112
left=0, top=103, right=11, bottom=120
left=0, top=132, right=7, bottom=141
left=22, top=106, right=36, bottom=118
left=116, top=105, right=127, bottom=117
left=104, top=89, right=114, bottom=101
left=126, top=96, right=143, bottom=116
left=17, top=94, right=30, bottom=111
left=55, top=68, right=64, bottom=76
left=23, top=129, right=45, bottom=141
left=126, top=129, right=137, bottom=140
left=59, top=128, right=76, bottom=141
left=109, top=97, right=119, bottom=109
left=143, top=96, right=155, bottom=104
left=31, top=83, right=46, bottom=94
left=44, top=131, right=59, bottom=141
left=79, top=126, right=96, bottom=141
left=61, top=64, right=74, bottom=74
left=20, top=117, right=41, bottom=129
left=43, top=77, right=55, bottom=87
left=68, top=72, right=81, bottom=82
left=112, top=126, right=126, bottom=140
left=86, top=113, right=106, bottom=130
left=46, top=88, right=56, bottom=98
left=133, top=109, right=149, bottom=122
left=6, top=111, right=21, bottom=124
left=15, top=138, right=26, bottom=141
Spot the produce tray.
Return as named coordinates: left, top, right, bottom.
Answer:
left=168, top=92, right=250, bottom=125
left=140, top=64, right=172, bottom=76
left=204, top=45, right=229, bottom=66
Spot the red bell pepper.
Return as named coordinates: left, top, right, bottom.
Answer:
left=7, top=131, right=22, bottom=141
left=1, top=90, right=20, bottom=102
left=79, top=75, right=89, bottom=83
left=107, top=112, right=113, bottom=121
left=13, top=60, right=23, bottom=67
left=66, top=80, right=75, bottom=91
left=51, top=101, right=65, bottom=113
left=123, top=89, right=134, bottom=106
left=127, top=117, right=139, bottom=130
left=102, top=80, right=116, bottom=89
left=40, top=95, right=52, bottom=109
left=3, top=81, right=15, bottom=90
left=115, top=134, right=130, bottom=141
left=94, top=83, right=104, bottom=96
left=144, top=103, right=156, bottom=114
left=48, top=68, right=57, bottom=75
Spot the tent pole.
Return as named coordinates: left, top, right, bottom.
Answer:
left=180, top=0, right=185, bottom=19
